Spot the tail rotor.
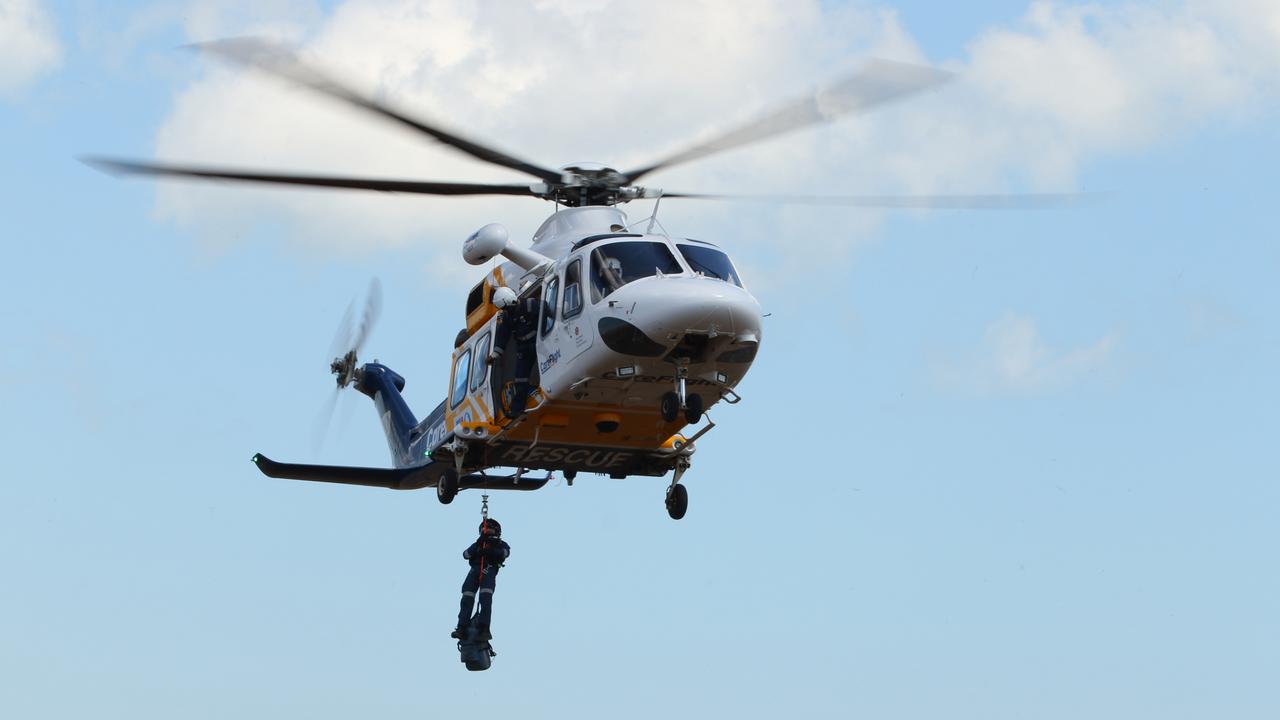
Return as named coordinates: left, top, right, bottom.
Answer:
left=328, top=278, right=382, bottom=388
left=314, top=279, right=382, bottom=450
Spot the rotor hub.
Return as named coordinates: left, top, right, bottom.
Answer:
left=538, top=164, right=646, bottom=207
left=331, top=349, right=362, bottom=388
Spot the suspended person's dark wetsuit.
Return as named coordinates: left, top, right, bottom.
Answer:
left=491, top=296, right=540, bottom=418
left=453, top=519, right=511, bottom=640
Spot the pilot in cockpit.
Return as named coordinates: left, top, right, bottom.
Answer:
left=605, top=257, right=623, bottom=282
left=594, top=252, right=624, bottom=293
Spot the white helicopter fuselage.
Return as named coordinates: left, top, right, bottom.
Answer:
left=99, top=46, right=963, bottom=515
left=442, top=206, right=762, bottom=476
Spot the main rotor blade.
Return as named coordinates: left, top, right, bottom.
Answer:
left=624, top=59, right=952, bottom=183
left=192, top=38, right=565, bottom=185
left=84, top=157, right=538, bottom=197
left=657, top=190, right=1099, bottom=209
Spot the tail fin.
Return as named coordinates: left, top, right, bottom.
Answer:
left=355, top=363, right=419, bottom=466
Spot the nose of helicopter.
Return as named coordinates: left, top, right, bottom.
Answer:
left=609, top=276, right=763, bottom=357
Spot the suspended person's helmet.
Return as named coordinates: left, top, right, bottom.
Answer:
left=479, top=518, right=502, bottom=536
left=492, top=286, right=517, bottom=309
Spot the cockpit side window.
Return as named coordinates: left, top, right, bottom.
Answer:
left=677, top=244, right=743, bottom=287
left=540, top=277, right=559, bottom=337
left=562, top=259, right=583, bottom=319
left=589, top=241, right=683, bottom=302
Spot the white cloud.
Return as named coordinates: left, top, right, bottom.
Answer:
left=0, top=0, right=62, bottom=97
left=145, top=0, right=919, bottom=251
left=939, top=312, right=1117, bottom=393
left=821, top=0, right=1280, bottom=200
left=142, top=0, right=1280, bottom=253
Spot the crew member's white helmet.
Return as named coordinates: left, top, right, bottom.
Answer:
left=492, top=286, right=517, bottom=308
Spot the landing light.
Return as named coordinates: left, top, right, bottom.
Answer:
left=615, top=365, right=637, bottom=378
left=715, top=371, right=728, bottom=384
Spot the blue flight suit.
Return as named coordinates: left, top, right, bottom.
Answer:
left=457, top=535, right=511, bottom=633
left=492, top=296, right=540, bottom=417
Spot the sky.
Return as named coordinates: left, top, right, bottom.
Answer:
left=2, top=0, right=1278, bottom=717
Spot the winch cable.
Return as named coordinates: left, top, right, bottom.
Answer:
left=478, top=494, right=492, bottom=588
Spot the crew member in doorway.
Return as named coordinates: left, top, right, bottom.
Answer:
left=452, top=518, right=511, bottom=640
left=489, top=286, right=539, bottom=418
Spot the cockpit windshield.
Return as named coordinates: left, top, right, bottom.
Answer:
left=677, top=244, right=743, bottom=287
left=590, top=241, right=683, bottom=302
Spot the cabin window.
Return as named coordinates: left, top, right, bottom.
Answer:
left=562, top=259, right=583, bottom=319
left=451, top=348, right=471, bottom=409
left=590, top=241, right=682, bottom=302
left=677, top=244, right=743, bottom=287
left=541, top=278, right=560, bottom=337
left=465, top=282, right=486, bottom=316
left=470, top=332, right=491, bottom=391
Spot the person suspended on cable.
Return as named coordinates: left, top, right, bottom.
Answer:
left=452, top=518, right=510, bottom=641
left=488, top=286, right=540, bottom=418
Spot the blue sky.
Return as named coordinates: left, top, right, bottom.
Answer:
left=2, top=1, right=1278, bottom=718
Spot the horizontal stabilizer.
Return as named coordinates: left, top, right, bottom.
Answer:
left=251, top=454, right=548, bottom=492
left=252, top=453, right=438, bottom=490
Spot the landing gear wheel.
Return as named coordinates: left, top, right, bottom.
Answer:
left=660, top=392, right=680, bottom=423
left=684, top=393, right=704, bottom=424
left=665, top=483, right=688, bottom=520
left=437, top=468, right=459, bottom=504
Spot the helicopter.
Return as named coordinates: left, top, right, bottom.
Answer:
left=89, top=39, right=1069, bottom=520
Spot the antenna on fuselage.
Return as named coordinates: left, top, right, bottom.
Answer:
left=646, top=192, right=664, bottom=234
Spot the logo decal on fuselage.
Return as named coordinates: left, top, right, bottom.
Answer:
left=540, top=349, right=561, bottom=373
left=424, top=418, right=449, bottom=451
left=499, top=444, right=632, bottom=469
